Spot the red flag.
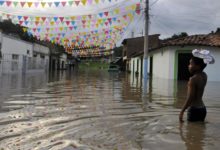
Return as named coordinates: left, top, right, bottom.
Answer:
left=6, top=1, right=12, bottom=7
left=75, top=1, right=80, bottom=6
left=66, top=21, right=70, bottom=26
left=61, top=2, right=66, bottom=7
left=104, top=12, right=108, bottom=16
left=20, top=2, right=25, bottom=7
left=24, top=16, right=28, bottom=21
left=19, top=21, right=23, bottom=25
left=59, top=17, right=64, bottom=22
left=41, top=17, right=46, bottom=22
left=69, top=27, right=73, bottom=30
left=82, top=20, right=86, bottom=24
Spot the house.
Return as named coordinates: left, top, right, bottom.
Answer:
left=32, top=43, right=50, bottom=72
left=122, top=29, right=220, bottom=81
left=0, top=31, right=50, bottom=74
left=149, top=30, right=220, bottom=81
left=49, top=52, right=68, bottom=71
left=59, top=53, right=68, bottom=70
left=122, top=34, right=160, bottom=77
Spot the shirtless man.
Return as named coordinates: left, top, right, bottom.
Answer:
left=179, top=56, right=207, bottom=122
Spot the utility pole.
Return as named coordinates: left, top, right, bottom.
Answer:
left=143, top=0, right=149, bottom=79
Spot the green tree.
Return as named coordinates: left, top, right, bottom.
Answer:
left=171, top=32, right=188, bottom=39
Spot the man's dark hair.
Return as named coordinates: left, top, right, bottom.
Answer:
left=191, top=56, right=207, bottom=70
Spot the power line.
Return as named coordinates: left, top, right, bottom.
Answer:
left=150, top=0, right=159, bottom=7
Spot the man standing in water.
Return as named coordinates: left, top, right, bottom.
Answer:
left=179, top=49, right=215, bottom=122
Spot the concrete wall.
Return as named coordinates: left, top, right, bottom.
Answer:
left=33, top=43, right=49, bottom=55
left=59, top=53, right=67, bottom=69
left=1, top=35, right=33, bottom=73
left=1, top=35, right=33, bottom=56
left=202, top=47, right=220, bottom=81
left=130, top=56, right=142, bottom=78
left=32, top=43, right=50, bottom=72
left=149, top=47, right=175, bottom=79
left=0, top=34, right=50, bottom=74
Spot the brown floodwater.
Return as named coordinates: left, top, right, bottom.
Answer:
left=0, top=70, right=220, bottom=150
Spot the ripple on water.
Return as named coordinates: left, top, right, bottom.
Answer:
left=0, top=71, right=220, bottom=150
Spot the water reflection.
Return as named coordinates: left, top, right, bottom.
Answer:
left=179, top=123, right=206, bottom=150
left=0, top=70, right=219, bottom=150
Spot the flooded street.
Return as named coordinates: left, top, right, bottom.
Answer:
left=0, top=70, right=220, bottom=150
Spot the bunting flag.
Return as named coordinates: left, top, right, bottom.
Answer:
left=0, top=3, right=139, bottom=22
left=12, top=13, right=134, bottom=29
left=0, top=0, right=139, bottom=8
left=0, top=1, right=143, bottom=56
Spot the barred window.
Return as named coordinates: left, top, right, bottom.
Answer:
left=12, top=54, right=19, bottom=60
left=40, top=54, right=45, bottom=59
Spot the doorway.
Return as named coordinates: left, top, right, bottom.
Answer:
left=178, top=53, right=192, bottom=80
left=149, top=56, right=153, bottom=76
left=136, top=59, right=139, bottom=74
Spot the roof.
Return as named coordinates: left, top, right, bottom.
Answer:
left=162, top=34, right=220, bottom=47
left=122, top=34, right=161, bottom=58
left=122, top=29, right=220, bottom=58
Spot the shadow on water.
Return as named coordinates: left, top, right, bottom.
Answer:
left=0, top=70, right=219, bottom=149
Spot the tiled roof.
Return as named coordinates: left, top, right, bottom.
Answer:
left=162, top=34, right=220, bottom=47
left=122, top=31, right=220, bottom=58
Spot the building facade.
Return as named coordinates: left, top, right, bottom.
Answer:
left=122, top=34, right=160, bottom=76
left=149, top=33, right=220, bottom=81
left=0, top=32, right=50, bottom=74
left=122, top=30, right=220, bottom=81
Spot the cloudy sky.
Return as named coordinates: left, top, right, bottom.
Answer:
left=1, top=0, right=220, bottom=44
left=146, top=0, right=220, bottom=39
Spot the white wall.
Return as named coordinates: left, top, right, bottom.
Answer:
left=1, top=34, right=50, bottom=73
left=32, top=43, right=50, bottom=72
left=59, top=53, right=68, bottom=69
left=1, top=35, right=33, bottom=73
left=149, top=47, right=175, bottom=79
left=1, top=35, right=33, bottom=56
left=149, top=46, right=220, bottom=81
left=33, top=43, right=49, bottom=55
left=130, top=56, right=142, bottom=77
left=203, top=47, right=220, bottom=81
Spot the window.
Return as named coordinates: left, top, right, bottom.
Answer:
left=12, top=54, right=19, bottom=60
left=33, top=52, right=37, bottom=57
left=27, top=50, right=30, bottom=55
left=40, top=54, right=45, bottom=59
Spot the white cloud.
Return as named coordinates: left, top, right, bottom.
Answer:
left=148, top=0, right=220, bottom=38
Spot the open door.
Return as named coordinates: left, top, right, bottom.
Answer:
left=178, top=53, right=192, bottom=80
left=149, top=56, right=153, bottom=76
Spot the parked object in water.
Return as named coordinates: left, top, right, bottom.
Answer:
left=108, top=64, right=121, bottom=72
left=108, top=57, right=125, bottom=72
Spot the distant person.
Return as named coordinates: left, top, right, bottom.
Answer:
left=179, top=49, right=215, bottom=122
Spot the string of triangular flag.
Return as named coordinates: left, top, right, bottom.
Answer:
left=0, top=0, right=139, bottom=8
left=0, top=3, right=141, bottom=22
left=0, top=1, right=143, bottom=56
